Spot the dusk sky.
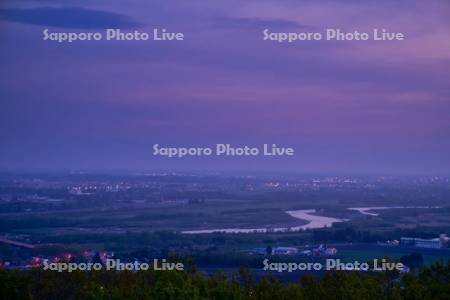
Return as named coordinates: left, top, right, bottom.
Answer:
left=0, top=0, right=449, bottom=174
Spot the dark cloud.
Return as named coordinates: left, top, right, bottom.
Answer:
left=0, top=6, right=141, bottom=29
left=212, top=16, right=313, bottom=30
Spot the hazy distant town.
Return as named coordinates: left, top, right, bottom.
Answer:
left=1, top=172, right=449, bottom=280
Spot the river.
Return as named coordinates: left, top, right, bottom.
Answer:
left=181, top=209, right=347, bottom=234
left=347, top=206, right=439, bottom=216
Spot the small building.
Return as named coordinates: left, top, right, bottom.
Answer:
left=272, top=247, right=298, bottom=255
left=400, top=237, right=442, bottom=249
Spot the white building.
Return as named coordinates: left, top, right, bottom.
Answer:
left=400, top=237, right=442, bottom=249
left=272, top=247, right=298, bottom=255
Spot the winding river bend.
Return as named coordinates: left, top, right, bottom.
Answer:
left=181, top=206, right=440, bottom=234
left=348, top=206, right=439, bottom=216
left=181, top=209, right=347, bottom=234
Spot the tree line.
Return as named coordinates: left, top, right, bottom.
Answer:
left=1, top=261, right=450, bottom=299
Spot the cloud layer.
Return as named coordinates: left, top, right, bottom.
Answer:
left=0, top=7, right=140, bottom=29
left=0, top=0, right=449, bottom=173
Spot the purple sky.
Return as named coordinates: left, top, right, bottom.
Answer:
left=0, top=0, right=449, bottom=174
